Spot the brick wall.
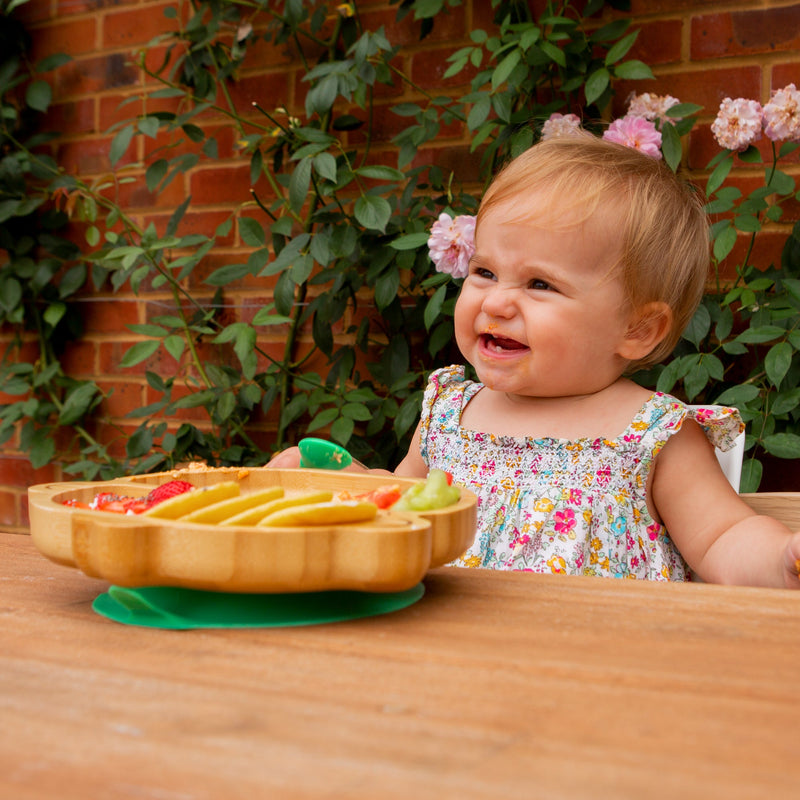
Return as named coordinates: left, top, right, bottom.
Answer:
left=2, top=0, right=800, bottom=530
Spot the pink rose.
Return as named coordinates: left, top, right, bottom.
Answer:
left=602, top=116, right=663, bottom=160
left=541, top=112, right=582, bottom=140
left=763, top=84, right=800, bottom=143
left=427, top=213, right=476, bottom=279
left=711, top=97, right=763, bottom=151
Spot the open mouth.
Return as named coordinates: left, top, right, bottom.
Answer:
left=479, top=333, right=529, bottom=355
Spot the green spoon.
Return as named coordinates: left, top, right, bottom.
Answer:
left=298, top=437, right=353, bottom=470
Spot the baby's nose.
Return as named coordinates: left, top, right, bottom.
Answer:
left=481, top=284, right=518, bottom=317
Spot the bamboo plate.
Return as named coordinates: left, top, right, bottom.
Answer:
left=27, top=468, right=478, bottom=593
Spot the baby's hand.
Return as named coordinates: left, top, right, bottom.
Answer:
left=265, top=447, right=302, bottom=469
left=782, top=532, right=800, bottom=589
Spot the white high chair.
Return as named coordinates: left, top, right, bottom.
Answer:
left=689, top=405, right=746, bottom=493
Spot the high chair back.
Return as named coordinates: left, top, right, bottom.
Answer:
left=689, top=405, right=745, bottom=493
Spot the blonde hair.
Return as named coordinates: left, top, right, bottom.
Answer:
left=477, top=133, right=709, bottom=369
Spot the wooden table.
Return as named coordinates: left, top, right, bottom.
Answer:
left=2, top=530, right=799, bottom=800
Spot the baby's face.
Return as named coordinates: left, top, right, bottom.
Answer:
left=454, top=195, right=635, bottom=400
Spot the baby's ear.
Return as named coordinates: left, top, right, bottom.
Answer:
left=618, top=302, right=672, bottom=361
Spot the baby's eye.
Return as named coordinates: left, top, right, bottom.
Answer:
left=529, top=278, right=552, bottom=291
left=472, top=266, right=496, bottom=281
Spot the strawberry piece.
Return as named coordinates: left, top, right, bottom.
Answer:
left=62, top=499, right=91, bottom=509
left=93, top=492, right=121, bottom=510
left=122, top=497, right=149, bottom=514
left=145, top=480, right=194, bottom=508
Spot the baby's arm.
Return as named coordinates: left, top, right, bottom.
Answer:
left=651, top=419, right=800, bottom=588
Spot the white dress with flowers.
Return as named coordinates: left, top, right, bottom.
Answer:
left=419, top=366, right=744, bottom=581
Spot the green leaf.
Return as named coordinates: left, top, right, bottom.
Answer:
left=763, top=432, right=800, bottom=459
left=289, top=158, right=312, bottom=213
left=126, top=427, right=153, bottom=458
left=137, top=115, right=159, bottom=138
left=330, top=415, right=354, bottom=445
left=355, top=165, right=405, bottom=181
left=391, top=232, right=429, bottom=250
left=59, top=382, right=99, bottom=425
left=375, top=269, right=400, bottom=310
left=613, top=60, right=654, bottom=80
left=491, top=49, right=521, bottom=91
left=313, top=152, right=337, bottom=182
left=605, top=31, right=638, bottom=64
left=110, top=125, right=135, bottom=166
left=29, top=430, right=56, bottom=469
left=205, top=263, right=252, bottom=285
left=712, top=224, right=737, bottom=262
left=239, top=217, right=265, bottom=247
left=715, top=384, right=761, bottom=406
left=342, top=402, right=372, bottom=421
left=770, top=388, right=800, bottom=416
left=765, top=341, right=793, bottom=387
left=146, top=159, right=168, bottom=192
left=767, top=168, right=795, bottom=195
left=682, top=303, right=711, bottom=346
left=424, top=284, right=446, bottom=330
left=739, top=458, right=763, bottom=493
left=584, top=68, right=610, bottom=106
left=25, top=80, right=52, bottom=112
left=735, top=325, right=784, bottom=344
left=164, top=335, right=185, bottom=361
left=354, top=195, right=391, bottom=232
left=120, top=340, right=160, bottom=368
left=394, top=393, right=421, bottom=439
left=661, top=122, right=682, bottom=172
left=539, top=40, right=566, bottom=67
left=734, top=214, right=761, bottom=233
left=467, top=95, right=491, bottom=131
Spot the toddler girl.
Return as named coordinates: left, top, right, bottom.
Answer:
left=272, top=134, right=800, bottom=589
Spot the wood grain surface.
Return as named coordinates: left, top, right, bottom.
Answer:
left=2, top=530, right=799, bottom=800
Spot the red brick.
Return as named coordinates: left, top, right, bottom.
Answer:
left=140, top=209, right=235, bottom=245
left=0, top=457, right=58, bottom=488
left=29, top=16, right=97, bottom=61
left=56, top=53, right=139, bottom=100
left=226, top=71, right=293, bottom=117
left=99, top=170, right=188, bottom=211
left=361, top=5, right=467, bottom=48
left=99, top=91, right=179, bottom=133
left=96, top=379, right=147, bottom=418
left=47, top=98, right=96, bottom=136
left=103, top=3, right=181, bottom=49
left=627, top=19, right=683, bottom=66
left=0, top=489, right=20, bottom=527
left=714, top=227, right=789, bottom=283
left=411, top=144, right=483, bottom=185
left=189, top=163, right=276, bottom=206
left=629, top=0, right=749, bottom=13
left=55, top=135, right=123, bottom=176
left=13, top=0, right=53, bottom=25
left=56, top=0, right=140, bottom=16
left=615, top=65, right=763, bottom=125
left=79, top=298, right=140, bottom=333
left=692, top=6, right=800, bottom=61
left=771, top=64, right=800, bottom=93
left=686, top=122, right=789, bottom=172
left=59, top=339, right=97, bottom=377
left=410, top=47, right=477, bottom=90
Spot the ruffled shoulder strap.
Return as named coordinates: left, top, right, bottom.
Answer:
left=632, top=393, right=744, bottom=464
left=419, top=365, right=477, bottom=459
left=684, top=403, right=745, bottom=452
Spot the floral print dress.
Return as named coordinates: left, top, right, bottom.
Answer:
left=419, top=366, right=744, bottom=581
